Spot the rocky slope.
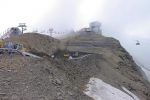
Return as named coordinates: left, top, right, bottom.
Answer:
left=6, top=33, right=60, bottom=55
left=0, top=32, right=149, bottom=100
left=62, top=32, right=150, bottom=100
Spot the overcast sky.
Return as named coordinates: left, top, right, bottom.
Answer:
left=0, top=0, right=150, bottom=80
left=0, top=0, right=149, bottom=40
left=0, top=0, right=150, bottom=38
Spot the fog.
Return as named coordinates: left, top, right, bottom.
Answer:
left=0, top=0, right=150, bottom=81
left=40, top=0, right=150, bottom=81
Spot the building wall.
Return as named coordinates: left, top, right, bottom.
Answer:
left=90, top=21, right=102, bottom=34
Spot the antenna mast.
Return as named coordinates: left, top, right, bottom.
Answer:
left=18, top=23, right=27, bottom=34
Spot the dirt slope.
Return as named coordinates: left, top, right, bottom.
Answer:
left=6, top=33, right=60, bottom=55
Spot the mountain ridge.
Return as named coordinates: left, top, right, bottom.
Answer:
left=0, top=32, right=149, bottom=100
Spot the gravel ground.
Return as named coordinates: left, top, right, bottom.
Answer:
left=0, top=54, right=92, bottom=100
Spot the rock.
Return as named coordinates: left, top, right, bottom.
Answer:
left=68, top=91, right=73, bottom=96
left=0, top=93, right=6, bottom=96
left=52, top=79, right=62, bottom=86
left=56, top=92, right=63, bottom=100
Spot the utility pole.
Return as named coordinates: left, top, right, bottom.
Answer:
left=48, top=28, right=53, bottom=37
left=18, top=23, right=27, bottom=34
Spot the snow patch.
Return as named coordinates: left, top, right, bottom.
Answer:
left=22, top=52, right=42, bottom=59
left=122, top=87, right=140, bottom=100
left=84, top=77, right=140, bottom=100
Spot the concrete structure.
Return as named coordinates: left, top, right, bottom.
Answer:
left=89, top=21, right=102, bottom=34
left=80, top=28, right=91, bottom=32
left=79, top=21, right=102, bottom=35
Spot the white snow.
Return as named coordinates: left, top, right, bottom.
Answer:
left=22, top=52, right=42, bottom=59
left=84, top=78, right=140, bottom=100
left=122, top=87, right=140, bottom=100
left=68, top=54, right=91, bottom=60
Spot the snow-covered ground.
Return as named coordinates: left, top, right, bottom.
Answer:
left=22, top=52, right=42, bottom=59
left=84, top=78, right=140, bottom=100
left=122, top=87, right=140, bottom=100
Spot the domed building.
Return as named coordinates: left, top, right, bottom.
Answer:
left=9, top=27, right=22, bottom=36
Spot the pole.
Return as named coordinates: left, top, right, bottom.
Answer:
left=22, top=27, right=23, bottom=34
left=18, top=23, right=27, bottom=34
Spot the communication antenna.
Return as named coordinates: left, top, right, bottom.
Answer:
left=18, top=23, right=27, bottom=34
